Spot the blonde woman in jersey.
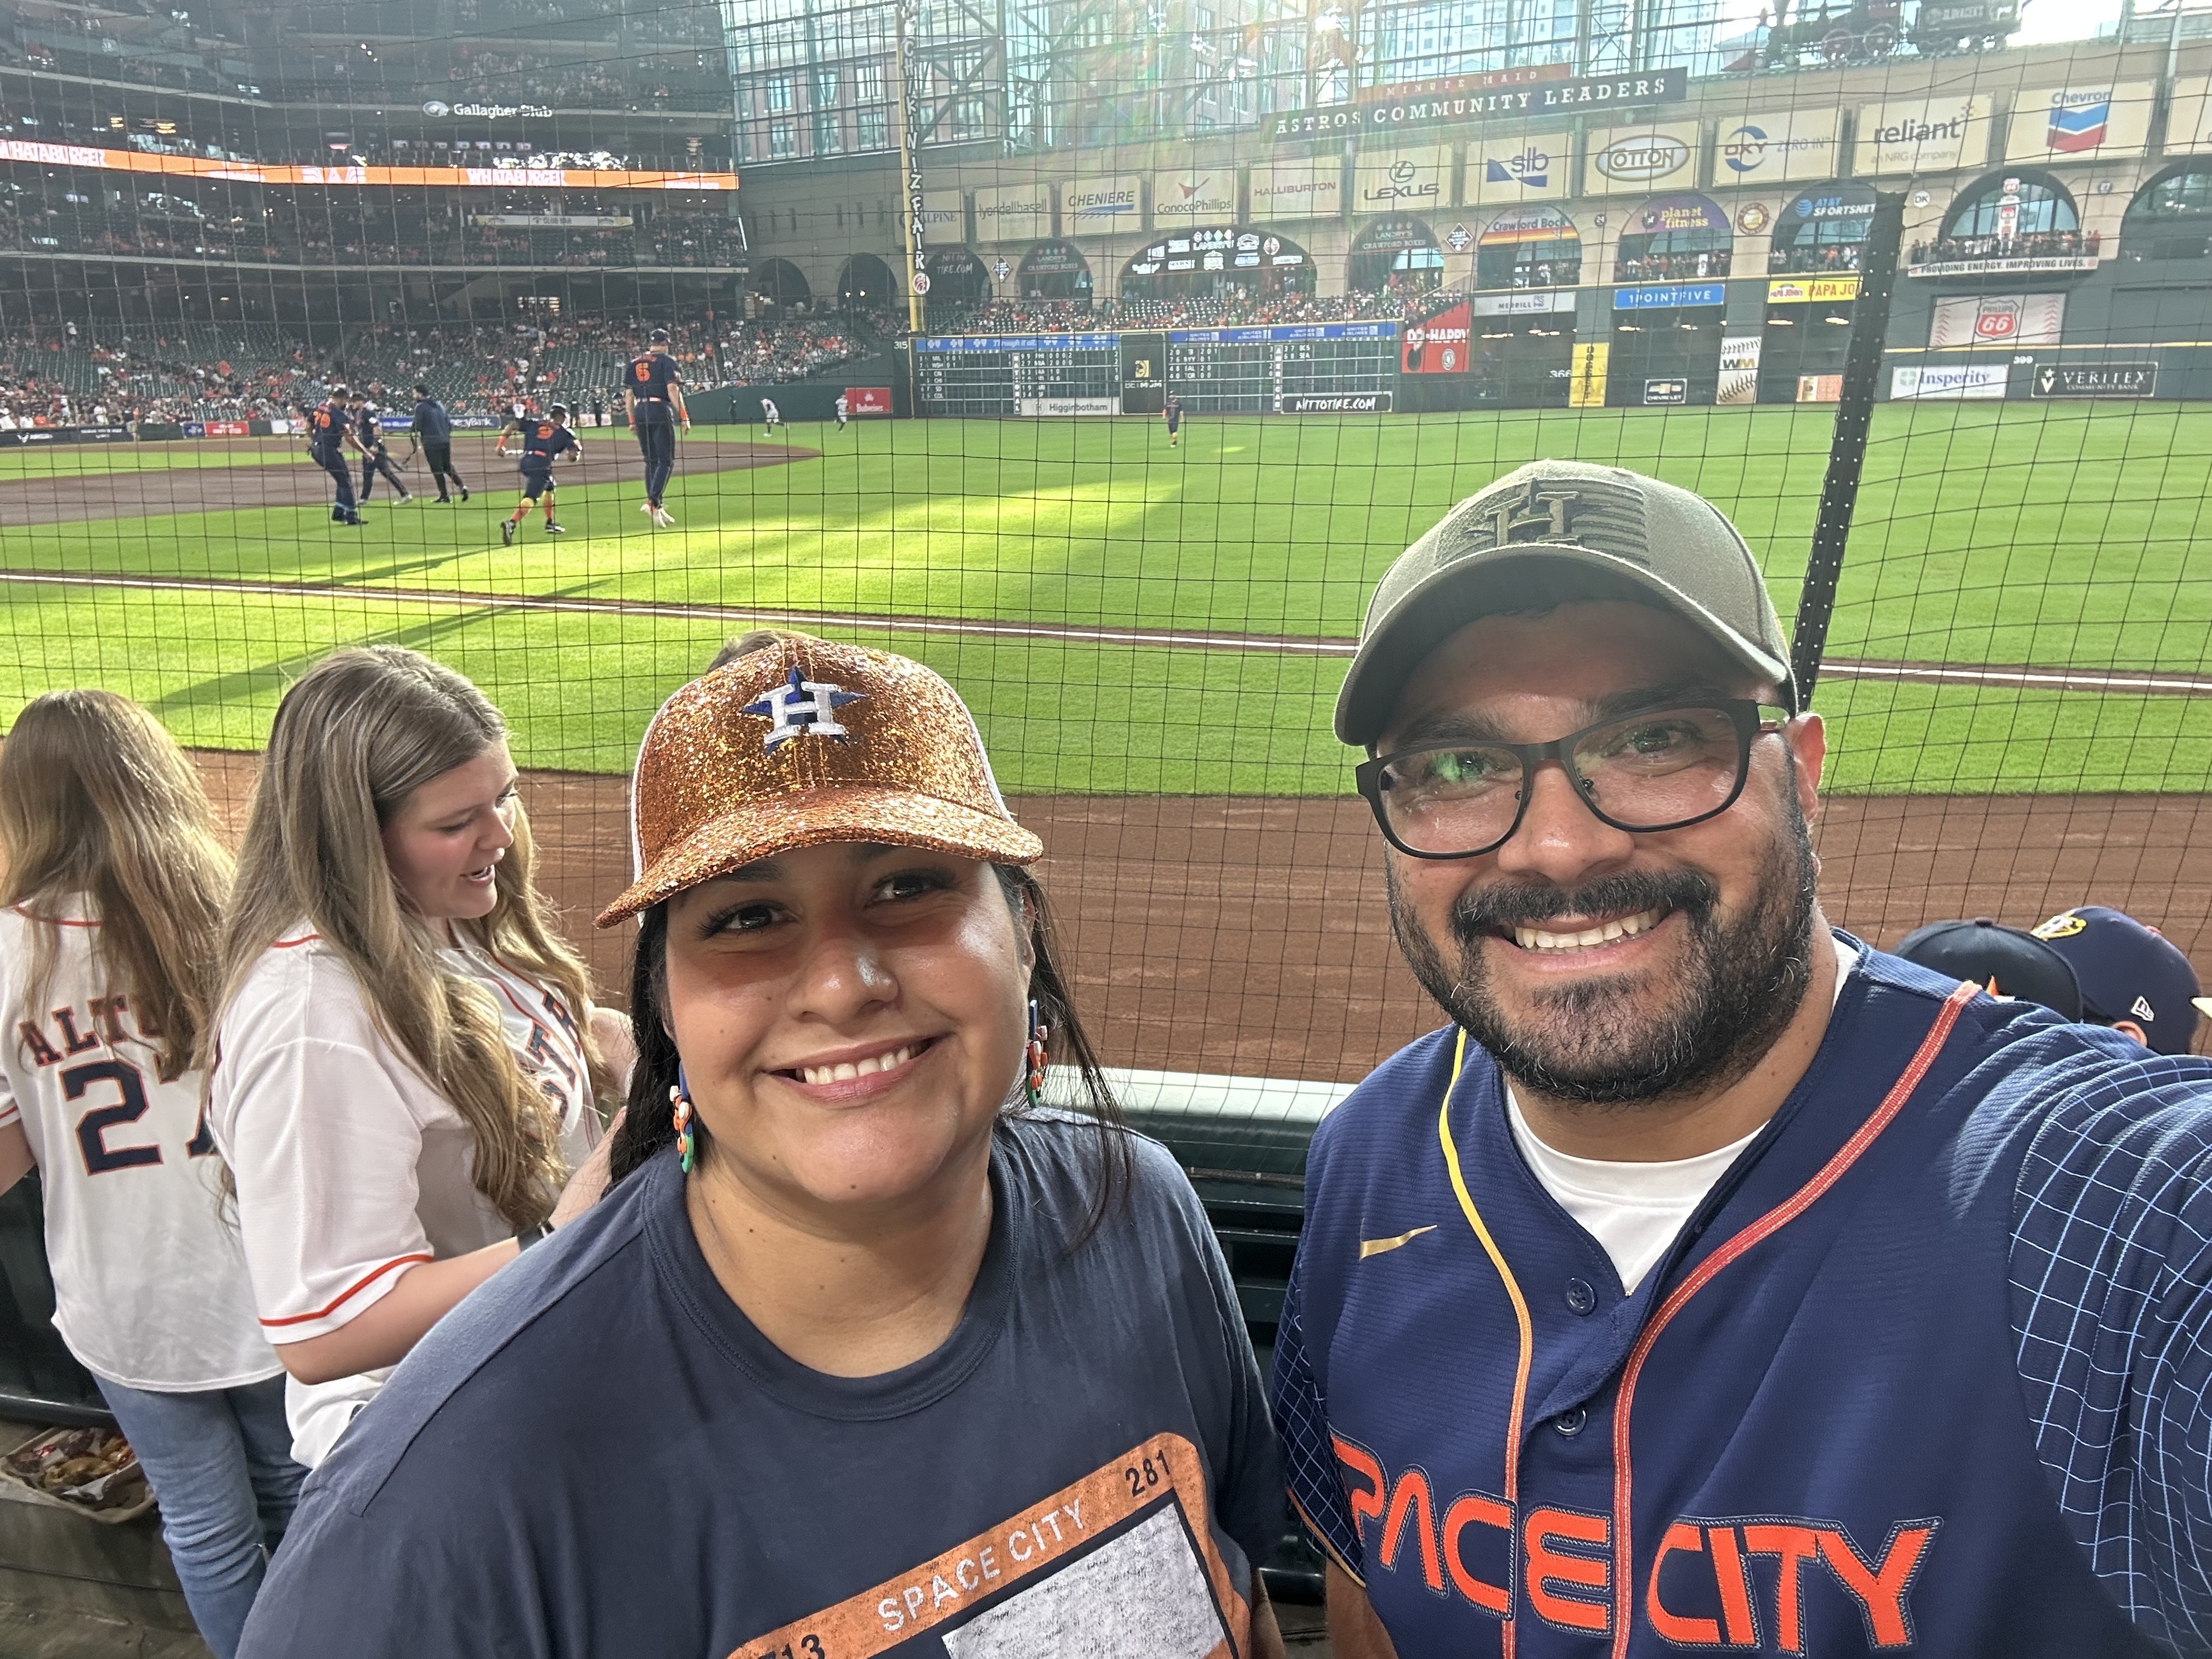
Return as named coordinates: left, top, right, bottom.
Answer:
left=204, top=646, right=624, bottom=1469
left=0, top=691, right=301, bottom=1659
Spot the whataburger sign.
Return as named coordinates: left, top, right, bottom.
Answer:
left=1271, top=65, right=1685, bottom=140
left=0, top=139, right=736, bottom=190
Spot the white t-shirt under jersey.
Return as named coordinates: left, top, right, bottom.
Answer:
left=208, top=924, right=597, bottom=1466
left=1506, top=935, right=1863, bottom=1294
left=0, top=900, right=278, bottom=1392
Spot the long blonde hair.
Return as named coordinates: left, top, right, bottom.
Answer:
left=0, top=691, right=232, bottom=1082
left=206, top=647, right=610, bottom=1227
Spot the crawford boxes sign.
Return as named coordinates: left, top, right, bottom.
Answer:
left=1269, top=65, right=1684, bottom=141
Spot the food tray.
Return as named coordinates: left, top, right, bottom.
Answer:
left=0, top=1424, right=155, bottom=1524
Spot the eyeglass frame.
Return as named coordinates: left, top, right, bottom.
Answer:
left=1353, top=698, right=1794, bottom=861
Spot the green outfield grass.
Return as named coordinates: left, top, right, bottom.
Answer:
left=0, top=405, right=2205, bottom=794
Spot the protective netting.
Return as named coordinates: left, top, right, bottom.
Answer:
left=0, top=0, right=2204, bottom=1104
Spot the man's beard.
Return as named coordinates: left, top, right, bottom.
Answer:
left=1391, top=802, right=1821, bottom=1107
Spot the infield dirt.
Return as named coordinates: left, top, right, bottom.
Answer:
left=182, top=752, right=2211, bottom=1077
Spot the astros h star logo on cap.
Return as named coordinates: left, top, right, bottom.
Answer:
left=742, top=666, right=865, bottom=751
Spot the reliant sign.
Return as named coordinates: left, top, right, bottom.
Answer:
left=1064, top=176, right=1141, bottom=228
left=1712, top=109, right=1841, bottom=183
left=1250, top=159, right=1343, bottom=221
left=1354, top=146, right=1449, bottom=213
left=1853, top=95, right=1990, bottom=175
left=1585, top=122, right=1700, bottom=195
left=2004, top=83, right=2154, bottom=162
left=974, top=185, right=1051, bottom=241
left=1463, top=133, right=1568, bottom=204
left=1269, top=65, right=1684, bottom=141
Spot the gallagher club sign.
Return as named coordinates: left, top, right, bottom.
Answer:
left=1272, top=65, right=1685, bottom=141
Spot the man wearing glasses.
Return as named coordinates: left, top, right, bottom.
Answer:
left=1272, top=460, right=2212, bottom=1657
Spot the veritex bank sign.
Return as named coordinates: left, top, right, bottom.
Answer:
left=1271, top=66, right=1685, bottom=140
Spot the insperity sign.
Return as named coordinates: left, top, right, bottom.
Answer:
left=1270, top=65, right=1685, bottom=141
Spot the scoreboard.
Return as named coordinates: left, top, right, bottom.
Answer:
left=914, top=332, right=1120, bottom=417
left=912, top=322, right=1398, bottom=416
left=1166, top=322, right=1399, bottom=414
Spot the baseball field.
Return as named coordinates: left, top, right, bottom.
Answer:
left=1, top=405, right=2205, bottom=1075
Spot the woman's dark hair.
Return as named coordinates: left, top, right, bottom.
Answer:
left=608, top=863, right=1131, bottom=1244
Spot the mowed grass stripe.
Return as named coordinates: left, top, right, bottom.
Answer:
left=3, top=404, right=2208, bottom=673
left=0, top=579, right=2204, bottom=795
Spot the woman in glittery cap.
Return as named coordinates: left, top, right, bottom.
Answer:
left=239, top=632, right=1291, bottom=1659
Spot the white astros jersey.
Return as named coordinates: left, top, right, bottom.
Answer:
left=207, top=924, right=597, bottom=1465
left=0, top=900, right=278, bottom=1391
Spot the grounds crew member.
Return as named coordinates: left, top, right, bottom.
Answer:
left=350, top=391, right=413, bottom=505
left=404, top=382, right=468, bottom=504
left=623, top=327, right=688, bottom=528
left=496, top=403, right=579, bottom=545
left=1272, top=459, right=2212, bottom=1656
left=307, top=387, right=365, bottom=526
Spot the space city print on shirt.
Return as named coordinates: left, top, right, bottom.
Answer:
left=733, top=1433, right=1253, bottom=1659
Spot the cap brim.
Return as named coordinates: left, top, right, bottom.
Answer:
left=595, top=786, right=1043, bottom=926
left=2195, top=996, right=2212, bottom=1019
left=1334, top=544, right=1795, bottom=747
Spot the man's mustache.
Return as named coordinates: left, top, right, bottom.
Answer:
left=1449, top=868, right=1722, bottom=945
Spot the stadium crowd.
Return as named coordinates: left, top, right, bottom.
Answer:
left=1910, top=227, right=2102, bottom=264
left=923, top=290, right=1407, bottom=335
left=1615, top=246, right=1735, bottom=281
left=1769, top=239, right=1868, bottom=274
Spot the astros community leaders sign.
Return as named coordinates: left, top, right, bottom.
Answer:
left=1271, top=65, right=1685, bottom=140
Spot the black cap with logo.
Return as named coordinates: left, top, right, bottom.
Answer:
left=1336, top=460, right=1796, bottom=747
left=1892, top=918, right=2083, bottom=1021
left=2031, top=906, right=2205, bottom=1054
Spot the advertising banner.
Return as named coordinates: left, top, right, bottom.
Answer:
left=0, top=425, right=132, bottom=445
left=1063, top=176, right=1142, bottom=232
left=2165, top=76, right=2212, bottom=153
left=1767, top=276, right=1862, bottom=302
left=1402, top=302, right=1471, bottom=373
left=1250, top=159, right=1343, bottom=222
left=974, top=184, right=1052, bottom=241
left=1643, top=378, right=1688, bottom=405
left=1614, top=281, right=1726, bottom=309
left=1269, top=65, right=1684, bottom=140
left=200, top=419, right=252, bottom=437
left=1472, top=290, right=1578, bottom=314
left=1354, top=146, right=1449, bottom=215
left=1929, top=292, right=2065, bottom=348
left=0, top=139, right=738, bottom=190
left=1014, top=397, right=1122, bottom=416
left=1153, top=169, right=1236, bottom=222
left=910, top=190, right=964, bottom=239
left=1853, top=95, right=1991, bottom=176
left=1463, top=132, right=1568, bottom=204
left=2029, top=362, right=2157, bottom=398
left=2004, top=82, right=2154, bottom=162
left=1568, top=342, right=1610, bottom=407
left=1279, top=392, right=1394, bottom=413
left=844, top=387, right=894, bottom=415
left=1585, top=122, right=1700, bottom=196
left=1797, top=374, right=1843, bottom=401
left=1717, top=335, right=1763, bottom=404
left=1891, top=364, right=2008, bottom=400
left=470, top=213, right=634, bottom=228
left=1712, top=108, right=1843, bottom=185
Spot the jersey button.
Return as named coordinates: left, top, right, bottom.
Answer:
left=1564, top=1277, right=1598, bottom=1315
left=1554, top=1407, right=1588, bottom=1436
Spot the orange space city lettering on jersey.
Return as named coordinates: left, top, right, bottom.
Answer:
left=1333, top=1437, right=1940, bottom=1649
left=728, top=1432, right=1252, bottom=1659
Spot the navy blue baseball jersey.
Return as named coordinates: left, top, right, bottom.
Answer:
left=1273, top=939, right=2212, bottom=1656
left=625, top=351, right=681, bottom=416
left=516, top=421, right=577, bottom=467
left=308, top=400, right=349, bottom=454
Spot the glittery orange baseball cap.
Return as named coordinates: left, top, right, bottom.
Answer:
left=595, top=631, right=1042, bottom=926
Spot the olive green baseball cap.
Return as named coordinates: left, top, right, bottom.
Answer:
left=1335, top=460, right=1797, bottom=746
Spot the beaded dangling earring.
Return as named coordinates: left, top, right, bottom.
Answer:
left=1022, top=999, right=1049, bottom=1110
left=670, top=1064, right=696, bottom=1174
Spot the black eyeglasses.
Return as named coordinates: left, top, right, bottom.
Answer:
left=1355, top=700, right=1791, bottom=860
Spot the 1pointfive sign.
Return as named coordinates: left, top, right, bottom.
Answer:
left=744, top=667, right=865, bottom=750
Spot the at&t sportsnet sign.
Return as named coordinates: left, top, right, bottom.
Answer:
left=1271, top=65, right=1684, bottom=140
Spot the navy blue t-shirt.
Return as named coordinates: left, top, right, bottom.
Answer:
left=240, top=1118, right=1282, bottom=1659
left=517, top=420, right=577, bottom=468
left=626, top=350, right=681, bottom=416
